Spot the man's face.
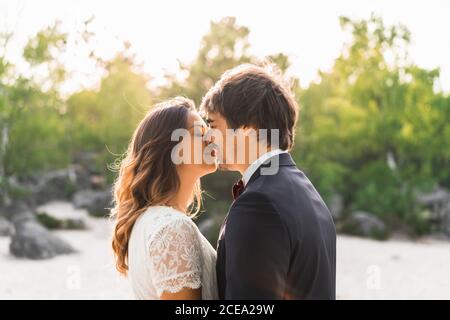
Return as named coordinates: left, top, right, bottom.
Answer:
left=205, top=111, right=235, bottom=171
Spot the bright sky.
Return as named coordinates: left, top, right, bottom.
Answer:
left=1, top=0, right=450, bottom=93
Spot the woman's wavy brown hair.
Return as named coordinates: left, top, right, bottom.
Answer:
left=110, top=97, right=202, bottom=275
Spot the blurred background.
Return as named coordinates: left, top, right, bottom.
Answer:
left=0, top=0, right=449, bottom=299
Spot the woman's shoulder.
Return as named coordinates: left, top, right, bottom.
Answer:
left=140, top=205, right=192, bottom=225
left=136, top=205, right=197, bottom=241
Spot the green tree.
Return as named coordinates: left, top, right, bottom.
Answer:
left=294, top=15, right=450, bottom=234
left=160, top=17, right=252, bottom=104
left=160, top=17, right=292, bottom=104
left=67, top=50, right=153, bottom=182
left=0, top=23, right=70, bottom=206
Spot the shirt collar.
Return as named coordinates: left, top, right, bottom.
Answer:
left=242, top=149, right=287, bottom=186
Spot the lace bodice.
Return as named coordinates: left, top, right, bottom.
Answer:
left=127, top=206, right=218, bottom=299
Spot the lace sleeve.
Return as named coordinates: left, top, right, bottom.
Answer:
left=148, top=217, right=202, bottom=296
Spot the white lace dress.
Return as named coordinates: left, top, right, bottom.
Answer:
left=127, top=206, right=218, bottom=299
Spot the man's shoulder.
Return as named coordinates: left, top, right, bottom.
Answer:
left=240, top=164, right=322, bottom=220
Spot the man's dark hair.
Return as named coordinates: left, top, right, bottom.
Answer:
left=200, top=63, right=299, bottom=150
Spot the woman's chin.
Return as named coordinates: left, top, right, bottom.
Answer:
left=183, top=156, right=218, bottom=177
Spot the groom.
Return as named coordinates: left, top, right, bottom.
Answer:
left=200, top=64, right=336, bottom=300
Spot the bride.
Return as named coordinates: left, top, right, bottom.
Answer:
left=110, top=97, right=218, bottom=300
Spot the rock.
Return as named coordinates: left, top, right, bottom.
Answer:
left=416, top=187, right=450, bottom=235
left=0, top=216, right=14, bottom=237
left=89, top=174, right=107, bottom=190
left=36, top=201, right=88, bottom=230
left=416, top=188, right=450, bottom=206
left=33, top=169, right=78, bottom=205
left=328, top=194, right=343, bottom=220
left=73, top=151, right=101, bottom=175
left=9, top=205, right=76, bottom=259
left=341, top=211, right=388, bottom=240
left=2, top=202, right=34, bottom=221
left=36, top=212, right=86, bottom=230
left=69, top=164, right=92, bottom=191
left=73, top=189, right=112, bottom=218
left=444, top=201, right=450, bottom=235
left=37, top=201, right=88, bottom=220
left=8, top=168, right=78, bottom=207
left=10, top=220, right=76, bottom=259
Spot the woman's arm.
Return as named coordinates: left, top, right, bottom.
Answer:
left=149, top=218, right=203, bottom=300
left=161, top=287, right=202, bottom=300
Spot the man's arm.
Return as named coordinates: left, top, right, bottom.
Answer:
left=225, top=191, right=291, bottom=299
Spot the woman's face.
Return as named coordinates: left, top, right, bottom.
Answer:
left=177, top=111, right=218, bottom=177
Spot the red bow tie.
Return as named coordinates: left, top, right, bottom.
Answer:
left=232, top=179, right=245, bottom=200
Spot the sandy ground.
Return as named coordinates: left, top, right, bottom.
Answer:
left=337, top=234, right=450, bottom=299
left=0, top=202, right=132, bottom=299
left=1, top=201, right=449, bottom=300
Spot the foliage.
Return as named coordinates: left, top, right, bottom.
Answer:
left=1, top=24, right=70, bottom=183
left=67, top=52, right=152, bottom=182
left=293, top=15, right=450, bottom=233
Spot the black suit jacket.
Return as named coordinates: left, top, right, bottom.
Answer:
left=216, top=153, right=336, bottom=300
